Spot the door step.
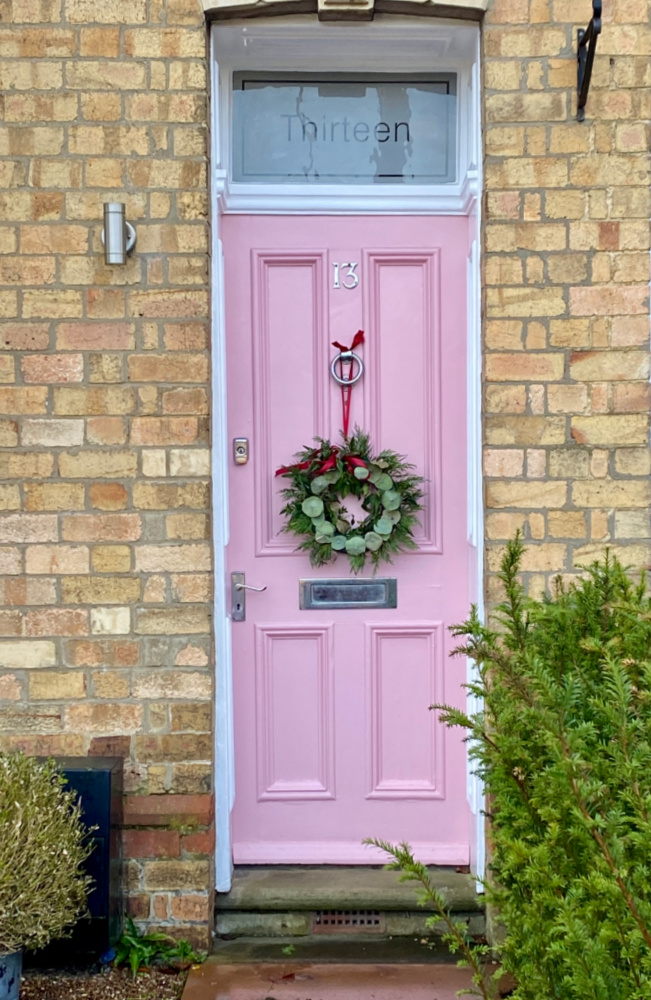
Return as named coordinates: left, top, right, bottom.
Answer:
left=215, top=867, right=485, bottom=951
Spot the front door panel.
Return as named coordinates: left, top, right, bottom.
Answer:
left=224, top=215, right=470, bottom=864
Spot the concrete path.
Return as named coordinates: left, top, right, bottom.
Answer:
left=182, top=961, right=474, bottom=999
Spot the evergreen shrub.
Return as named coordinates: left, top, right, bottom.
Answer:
left=443, top=535, right=651, bottom=999
left=0, top=753, right=92, bottom=954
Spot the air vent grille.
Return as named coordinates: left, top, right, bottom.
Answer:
left=312, top=909, right=386, bottom=934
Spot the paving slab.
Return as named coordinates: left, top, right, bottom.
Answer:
left=217, top=867, right=482, bottom=912
left=210, top=936, right=457, bottom=964
left=183, top=961, right=474, bottom=1000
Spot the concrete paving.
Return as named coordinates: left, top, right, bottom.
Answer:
left=183, top=961, right=474, bottom=999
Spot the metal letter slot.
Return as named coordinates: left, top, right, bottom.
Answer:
left=299, top=578, right=397, bottom=610
left=231, top=571, right=267, bottom=622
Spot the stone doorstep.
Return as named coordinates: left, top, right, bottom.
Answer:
left=182, top=961, right=475, bottom=1000
left=216, top=909, right=486, bottom=939
left=216, top=866, right=483, bottom=913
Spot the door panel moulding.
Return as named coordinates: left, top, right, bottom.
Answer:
left=209, top=15, right=484, bottom=892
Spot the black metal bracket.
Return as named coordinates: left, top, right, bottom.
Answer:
left=577, top=0, right=602, bottom=121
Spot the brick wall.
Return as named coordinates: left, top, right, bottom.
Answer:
left=1, top=0, right=650, bottom=950
left=483, top=0, right=651, bottom=600
left=0, top=0, right=214, bottom=947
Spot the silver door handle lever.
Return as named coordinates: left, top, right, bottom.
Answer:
left=231, top=572, right=267, bottom=622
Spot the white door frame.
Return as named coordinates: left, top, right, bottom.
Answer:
left=209, top=15, right=484, bottom=891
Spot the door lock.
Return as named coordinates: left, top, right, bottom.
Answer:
left=231, top=572, right=267, bottom=622
left=233, top=438, right=249, bottom=465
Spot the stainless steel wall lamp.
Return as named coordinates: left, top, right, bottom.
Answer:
left=101, top=202, right=137, bottom=265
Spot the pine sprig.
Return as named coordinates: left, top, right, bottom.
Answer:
left=364, top=839, right=499, bottom=999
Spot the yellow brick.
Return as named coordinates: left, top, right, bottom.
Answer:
left=91, top=546, right=132, bottom=573
left=92, top=670, right=130, bottom=699
left=0, top=641, right=56, bottom=669
left=23, top=289, right=82, bottom=320
left=61, top=576, right=141, bottom=605
left=571, top=415, right=649, bottom=446
left=548, top=511, right=587, bottom=539
left=166, top=514, right=209, bottom=540
left=29, top=671, right=85, bottom=700
left=486, top=416, right=566, bottom=446
left=572, top=480, right=651, bottom=508
left=615, top=448, right=651, bottom=476
left=486, top=481, right=568, bottom=509
left=24, top=483, right=86, bottom=511
left=485, top=353, right=565, bottom=381
left=58, top=450, right=138, bottom=479
left=486, top=287, right=566, bottom=318
left=569, top=350, right=650, bottom=382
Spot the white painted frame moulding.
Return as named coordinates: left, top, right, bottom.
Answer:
left=210, top=15, right=484, bottom=892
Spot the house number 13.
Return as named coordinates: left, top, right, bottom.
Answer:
left=333, top=262, right=359, bottom=290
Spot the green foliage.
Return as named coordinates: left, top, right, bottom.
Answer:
left=276, top=429, right=424, bottom=573
left=114, top=917, right=206, bottom=978
left=0, top=753, right=93, bottom=953
left=441, top=534, right=651, bottom=1000
left=365, top=839, right=498, bottom=999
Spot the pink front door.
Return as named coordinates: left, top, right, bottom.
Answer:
left=224, top=214, right=470, bottom=864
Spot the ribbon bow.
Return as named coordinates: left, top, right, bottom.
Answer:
left=332, top=329, right=364, bottom=438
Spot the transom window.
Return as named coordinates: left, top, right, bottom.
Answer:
left=232, top=73, right=457, bottom=185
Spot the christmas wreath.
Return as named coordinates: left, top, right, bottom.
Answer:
left=275, top=430, right=424, bottom=573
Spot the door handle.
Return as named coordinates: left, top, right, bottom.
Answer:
left=231, top=572, right=267, bottom=622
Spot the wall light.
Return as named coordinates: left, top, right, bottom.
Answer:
left=101, top=202, right=136, bottom=265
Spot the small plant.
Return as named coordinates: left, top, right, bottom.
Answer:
left=0, top=752, right=93, bottom=954
left=439, top=535, right=651, bottom=999
left=365, top=839, right=497, bottom=999
left=114, top=917, right=205, bottom=978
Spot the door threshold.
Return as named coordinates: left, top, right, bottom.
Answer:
left=216, top=865, right=481, bottom=912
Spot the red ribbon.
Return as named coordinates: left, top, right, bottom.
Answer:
left=332, top=329, right=364, bottom=439
left=275, top=447, right=341, bottom=478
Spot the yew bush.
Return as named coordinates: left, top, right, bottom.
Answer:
left=443, top=536, right=651, bottom=999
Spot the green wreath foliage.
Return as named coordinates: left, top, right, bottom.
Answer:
left=276, top=430, right=424, bottom=573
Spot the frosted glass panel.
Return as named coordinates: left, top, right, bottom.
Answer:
left=232, top=74, right=457, bottom=185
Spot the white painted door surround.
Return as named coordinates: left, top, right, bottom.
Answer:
left=210, top=14, right=484, bottom=892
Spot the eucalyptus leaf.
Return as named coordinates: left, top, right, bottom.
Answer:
left=376, top=473, right=394, bottom=491
left=354, top=466, right=370, bottom=480
left=345, top=535, right=366, bottom=555
left=364, top=531, right=384, bottom=552
left=375, top=459, right=389, bottom=468
left=312, top=519, right=334, bottom=536
left=301, top=496, right=324, bottom=518
left=331, top=535, right=347, bottom=550
left=381, top=490, right=401, bottom=511
left=315, top=534, right=332, bottom=545
left=324, top=470, right=340, bottom=484
left=386, top=509, right=402, bottom=524
left=336, top=519, right=351, bottom=534
left=375, top=517, right=394, bottom=536
left=310, top=476, right=329, bottom=495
